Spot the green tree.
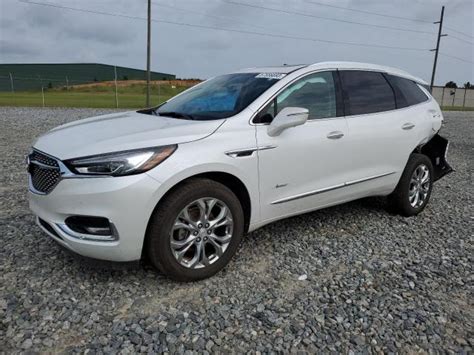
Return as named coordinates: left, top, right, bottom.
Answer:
left=445, top=81, right=457, bottom=88
left=463, top=82, right=472, bottom=89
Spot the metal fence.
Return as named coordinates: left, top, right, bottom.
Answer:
left=1, top=72, right=473, bottom=109
left=0, top=71, right=197, bottom=109
left=431, top=86, right=474, bottom=108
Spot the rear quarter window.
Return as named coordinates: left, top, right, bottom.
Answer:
left=386, top=75, right=429, bottom=108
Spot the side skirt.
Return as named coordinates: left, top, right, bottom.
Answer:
left=271, top=171, right=396, bottom=205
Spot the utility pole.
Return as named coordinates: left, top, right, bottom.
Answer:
left=146, top=0, right=151, bottom=107
left=430, top=6, right=447, bottom=91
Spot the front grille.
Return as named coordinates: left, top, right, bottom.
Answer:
left=28, top=150, right=61, bottom=194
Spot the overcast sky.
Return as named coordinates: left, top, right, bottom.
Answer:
left=1, top=0, right=473, bottom=85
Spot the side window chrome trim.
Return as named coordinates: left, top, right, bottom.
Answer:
left=250, top=69, right=432, bottom=124
left=249, top=68, right=339, bottom=126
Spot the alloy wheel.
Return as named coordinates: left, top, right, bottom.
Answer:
left=408, top=164, right=430, bottom=208
left=170, top=198, right=234, bottom=269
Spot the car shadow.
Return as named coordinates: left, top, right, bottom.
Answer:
left=40, top=196, right=390, bottom=278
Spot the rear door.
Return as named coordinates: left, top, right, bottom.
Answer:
left=338, top=70, right=417, bottom=191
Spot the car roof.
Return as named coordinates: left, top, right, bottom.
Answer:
left=234, top=61, right=428, bottom=85
left=235, top=64, right=307, bottom=74
left=309, top=61, right=428, bottom=85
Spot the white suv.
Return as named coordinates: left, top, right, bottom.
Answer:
left=28, top=62, right=452, bottom=281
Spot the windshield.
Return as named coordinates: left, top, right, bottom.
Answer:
left=156, top=73, right=284, bottom=120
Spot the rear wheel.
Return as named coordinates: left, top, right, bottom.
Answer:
left=146, top=178, right=244, bottom=281
left=388, top=153, right=434, bottom=216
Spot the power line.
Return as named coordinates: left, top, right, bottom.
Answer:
left=151, top=0, right=324, bottom=42
left=305, top=0, right=474, bottom=41
left=151, top=1, right=279, bottom=33
left=304, top=0, right=433, bottom=24
left=18, top=0, right=430, bottom=52
left=444, top=25, right=474, bottom=39
left=439, top=53, right=474, bottom=64
left=223, top=0, right=435, bottom=35
left=447, top=33, right=474, bottom=45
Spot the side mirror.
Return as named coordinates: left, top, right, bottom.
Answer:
left=267, top=107, right=309, bottom=137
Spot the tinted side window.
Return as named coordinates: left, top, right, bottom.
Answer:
left=340, top=71, right=396, bottom=115
left=254, top=71, right=337, bottom=123
left=386, top=75, right=429, bottom=107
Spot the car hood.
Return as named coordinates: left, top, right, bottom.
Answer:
left=33, top=110, right=225, bottom=159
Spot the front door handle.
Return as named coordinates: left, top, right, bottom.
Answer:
left=327, top=131, right=344, bottom=139
left=402, top=122, right=415, bottom=130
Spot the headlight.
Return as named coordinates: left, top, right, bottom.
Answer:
left=65, top=145, right=177, bottom=176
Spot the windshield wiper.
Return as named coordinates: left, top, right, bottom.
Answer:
left=157, top=111, right=196, bottom=120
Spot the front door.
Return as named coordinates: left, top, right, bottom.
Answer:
left=254, top=71, right=349, bottom=222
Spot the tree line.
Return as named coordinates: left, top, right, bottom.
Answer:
left=445, top=81, right=472, bottom=89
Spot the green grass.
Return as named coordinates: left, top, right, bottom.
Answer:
left=0, top=82, right=194, bottom=108
left=1, top=85, right=473, bottom=111
left=441, top=106, right=474, bottom=111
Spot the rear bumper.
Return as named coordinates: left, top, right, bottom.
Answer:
left=29, top=173, right=162, bottom=262
left=421, top=134, right=454, bottom=181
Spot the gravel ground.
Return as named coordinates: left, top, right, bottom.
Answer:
left=1, top=107, right=472, bottom=353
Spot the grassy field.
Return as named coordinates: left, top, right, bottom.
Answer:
left=0, top=80, right=197, bottom=108
left=441, top=106, right=474, bottom=111
left=0, top=80, right=473, bottom=111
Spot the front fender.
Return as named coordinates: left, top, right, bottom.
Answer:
left=144, top=138, right=260, bottom=225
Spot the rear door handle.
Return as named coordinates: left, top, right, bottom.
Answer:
left=327, top=131, right=344, bottom=139
left=402, top=123, right=415, bottom=130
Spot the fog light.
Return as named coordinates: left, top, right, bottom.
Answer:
left=60, top=216, right=118, bottom=241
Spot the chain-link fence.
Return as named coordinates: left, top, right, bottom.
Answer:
left=0, top=65, right=197, bottom=109
left=431, top=86, right=474, bottom=109
left=1, top=70, right=472, bottom=110
left=0, top=74, right=197, bottom=108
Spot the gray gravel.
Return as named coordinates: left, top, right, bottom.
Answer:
left=1, top=107, right=473, bottom=353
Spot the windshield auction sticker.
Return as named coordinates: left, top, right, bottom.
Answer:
left=255, top=73, right=287, bottom=80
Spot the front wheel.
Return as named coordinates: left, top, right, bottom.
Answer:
left=388, top=153, right=434, bottom=216
left=146, top=178, right=244, bottom=281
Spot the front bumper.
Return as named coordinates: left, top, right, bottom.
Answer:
left=29, top=173, right=162, bottom=262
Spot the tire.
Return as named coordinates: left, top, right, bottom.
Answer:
left=146, top=178, right=244, bottom=282
left=388, top=153, right=434, bottom=217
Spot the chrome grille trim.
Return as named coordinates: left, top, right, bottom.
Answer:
left=28, top=149, right=63, bottom=194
